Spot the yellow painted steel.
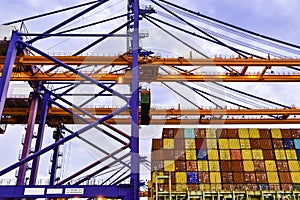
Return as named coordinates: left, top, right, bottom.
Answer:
left=164, top=160, right=175, bottom=172
left=175, top=172, right=187, bottom=184
left=249, top=128, right=260, bottom=138
left=197, top=161, right=209, bottom=171
left=271, top=128, right=282, bottom=138
left=242, top=149, right=253, bottom=160
left=243, top=161, right=255, bottom=171
left=163, top=139, right=174, bottom=149
left=240, top=139, right=251, bottom=149
left=219, top=150, right=231, bottom=160
left=238, top=128, right=249, bottom=138
left=274, top=149, right=287, bottom=160
left=265, top=160, right=277, bottom=171
left=267, top=172, right=280, bottom=183
left=252, top=149, right=263, bottom=160
left=229, top=139, right=240, bottom=149
left=208, top=150, right=219, bottom=160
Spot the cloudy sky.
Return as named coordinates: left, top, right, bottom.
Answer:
left=1, top=0, right=300, bottom=186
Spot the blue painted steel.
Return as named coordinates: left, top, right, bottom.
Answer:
left=29, top=92, right=50, bottom=185
left=27, top=0, right=109, bottom=44
left=196, top=149, right=208, bottom=160
left=0, top=185, right=133, bottom=198
left=0, top=31, right=19, bottom=117
left=16, top=40, right=128, bottom=102
left=184, top=128, right=195, bottom=138
left=187, top=172, right=199, bottom=184
left=130, top=0, right=140, bottom=199
left=17, top=91, right=40, bottom=185
left=49, top=128, right=62, bottom=185
left=0, top=105, right=129, bottom=177
left=283, top=138, right=294, bottom=149
left=294, top=139, right=300, bottom=149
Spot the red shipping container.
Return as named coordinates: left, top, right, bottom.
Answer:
left=263, top=150, right=275, bottom=160
left=279, top=172, right=292, bottom=183
left=223, top=184, right=233, bottom=191
left=259, top=129, right=271, bottom=138
left=187, top=184, right=199, bottom=191
left=245, top=172, right=256, bottom=183
left=220, top=161, right=232, bottom=172
left=269, top=184, right=280, bottom=190
left=254, top=160, right=266, bottom=171
left=233, top=172, right=245, bottom=183
left=250, top=139, right=261, bottom=149
left=256, top=172, right=268, bottom=183
left=222, top=172, right=234, bottom=183
left=152, top=139, right=163, bottom=150
left=260, top=139, right=273, bottom=149
left=195, top=138, right=207, bottom=149
left=277, top=161, right=289, bottom=171
left=174, top=149, right=186, bottom=160
left=164, top=172, right=176, bottom=184
left=164, top=149, right=175, bottom=160
left=174, top=138, right=185, bottom=149
left=231, top=161, right=244, bottom=172
left=281, top=129, right=292, bottom=138
left=175, top=161, right=186, bottom=171
left=162, top=128, right=175, bottom=138
left=162, top=184, right=176, bottom=192
left=198, top=172, right=210, bottom=183
left=152, top=161, right=164, bottom=171
left=281, top=184, right=293, bottom=191
left=273, top=139, right=284, bottom=149
left=217, top=129, right=228, bottom=138
left=151, top=150, right=164, bottom=161
left=186, top=161, right=198, bottom=172
left=195, top=129, right=206, bottom=138
left=227, top=129, right=238, bottom=138
left=247, top=184, right=258, bottom=191
left=174, top=129, right=184, bottom=138
left=230, top=150, right=242, bottom=160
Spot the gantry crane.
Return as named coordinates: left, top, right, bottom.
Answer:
left=0, top=0, right=300, bottom=199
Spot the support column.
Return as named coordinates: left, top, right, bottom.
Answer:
left=29, top=92, right=50, bottom=185
left=130, top=0, right=140, bottom=200
left=0, top=31, right=19, bottom=117
left=49, top=127, right=62, bottom=185
left=16, top=91, right=39, bottom=185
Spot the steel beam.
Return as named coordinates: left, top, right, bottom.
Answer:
left=49, top=127, right=62, bottom=185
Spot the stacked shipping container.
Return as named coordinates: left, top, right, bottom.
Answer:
left=151, top=128, right=300, bottom=192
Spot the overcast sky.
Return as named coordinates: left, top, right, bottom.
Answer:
left=1, top=0, right=300, bottom=185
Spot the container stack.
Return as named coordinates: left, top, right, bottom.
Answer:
left=151, top=128, right=300, bottom=192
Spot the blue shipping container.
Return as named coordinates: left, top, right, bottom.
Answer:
left=294, top=139, right=300, bottom=149
left=187, top=172, right=199, bottom=184
left=296, top=149, right=300, bottom=160
left=258, top=184, right=269, bottom=190
left=184, top=128, right=195, bottom=139
left=283, top=138, right=294, bottom=149
left=196, top=149, right=208, bottom=160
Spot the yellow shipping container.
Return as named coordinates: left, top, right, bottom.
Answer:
left=199, top=184, right=211, bottom=191
left=198, top=161, right=209, bottom=171
left=288, top=160, right=300, bottom=171
left=271, top=128, right=282, bottom=138
left=243, top=161, right=255, bottom=171
left=185, top=139, right=196, bottom=149
left=242, top=149, right=253, bottom=160
left=211, top=184, right=222, bottom=191
left=208, top=150, right=219, bottom=160
left=285, top=150, right=298, bottom=160
left=176, top=172, right=187, bottom=183
left=207, top=139, right=218, bottom=149
left=164, top=160, right=175, bottom=171
left=209, top=161, right=220, bottom=171
left=240, top=139, right=251, bottom=149
left=218, top=139, right=229, bottom=149
left=265, top=160, right=277, bottom=171
left=229, top=139, right=240, bottom=149
left=249, top=128, right=260, bottom=138
left=186, top=149, right=197, bottom=160
left=290, top=172, right=300, bottom=183
left=210, top=172, right=221, bottom=183
left=219, top=150, right=231, bottom=160
left=274, top=149, right=286, bottom=160
left=152, top=172, right=164, bottom=183
left=176, top=184, right=188, bottom=192
left=267, top=172, right=279, bottom=183
left=238, top=128, right=249, bottom=138
left=206, top=129, right=216, bottom=138
left=163, top=139, right=174, bottom=149
left=252, top=149, right=263, bottom=160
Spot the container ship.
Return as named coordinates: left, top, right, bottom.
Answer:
left=150, top=128, right=300, bottom=199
